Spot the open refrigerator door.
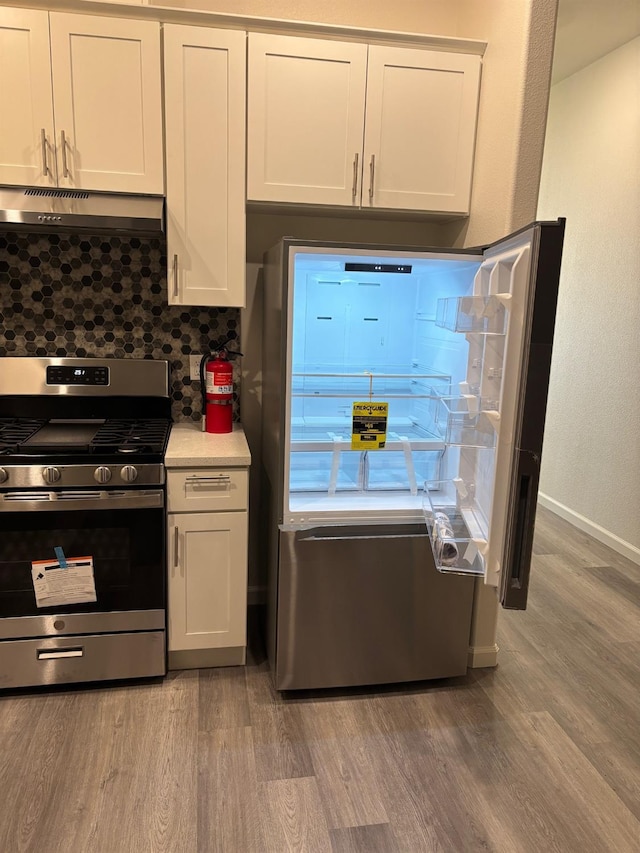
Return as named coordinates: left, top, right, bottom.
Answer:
left=423, top=222, right=564, bottom=609
left=423, top=236, right=532, bottom=580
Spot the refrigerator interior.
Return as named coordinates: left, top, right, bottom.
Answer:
left=284, top=241, right=532, bottom=580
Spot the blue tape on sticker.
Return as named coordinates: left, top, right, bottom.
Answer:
left=54, top=546, right=68, bottom=569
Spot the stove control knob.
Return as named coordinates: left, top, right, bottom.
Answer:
left=94, top=466, right=112, bottom=484
left=0, top=467, right=8, bottom=484
left=42, top=466, right=61, bottom=485
left=120, top=465, right=138, bottom=483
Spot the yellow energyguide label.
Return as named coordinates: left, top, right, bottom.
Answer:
left=351, top=402, right=388, bottom=450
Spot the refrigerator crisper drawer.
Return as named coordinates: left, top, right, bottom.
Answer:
left=274, top=525, right=475, bottom=690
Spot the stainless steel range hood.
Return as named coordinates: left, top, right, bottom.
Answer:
left=0, top=187, right=164, bottom=235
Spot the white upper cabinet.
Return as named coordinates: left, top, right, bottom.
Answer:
left=49, top=14, right=163, bottom=194
left=164, top=25, right=246, bottom=308
left=363, top=46, right=481, bottom=213
left=247, top=33, right=368, bottom=206
left=0, top=8, right=57, bottom=187
left=0, top=9, right=162, bottom=194
left=248, top=34, right=481, bottom=215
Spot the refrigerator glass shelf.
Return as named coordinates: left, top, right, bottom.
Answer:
left=292, top=371, right=449, bottom=379
left=290, top=423, right=443, bottom=449
left=292, top=393, right=439, bottom=399
left=288, top=491, right=430, bottom=518
left=435, top=295, right=508, bottom=335
left=289, top=448, right=442, bottom=494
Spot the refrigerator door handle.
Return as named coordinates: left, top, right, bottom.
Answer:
left=501, top=449, right=540, bottom=609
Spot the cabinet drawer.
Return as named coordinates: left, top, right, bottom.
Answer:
left=167, top=468, right=248, bottom=512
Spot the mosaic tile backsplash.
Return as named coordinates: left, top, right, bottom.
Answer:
left=0, top=232, right=240, bottom=422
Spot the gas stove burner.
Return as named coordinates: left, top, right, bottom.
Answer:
left=0, top=419, right=46, bottom=454
left=89, top=419, right=171, bottom=456
left=0, top=419, right=46, bottom=440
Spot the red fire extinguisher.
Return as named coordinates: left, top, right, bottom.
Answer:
left=199, top=342, right=243, bottom=434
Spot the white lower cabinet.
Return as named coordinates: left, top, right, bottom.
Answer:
left=167, top=469, right=248, bottom=669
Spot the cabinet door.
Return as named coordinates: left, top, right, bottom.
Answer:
left=0, top=8, right=56, bottom=187
left=363, top=46, right=480, bottom=213
left=168, top=512, right=248, bottom=652
left=164, top=25, right=246, bottom=308
left=247, top=33, right=367, bottom=206
left=49, top=13, right=163, bottom=193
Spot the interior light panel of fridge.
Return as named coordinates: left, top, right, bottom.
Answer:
left=287, top=251, right=493, bottom=518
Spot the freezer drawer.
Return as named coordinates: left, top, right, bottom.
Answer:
left=274, top=524, right=475, bottom=690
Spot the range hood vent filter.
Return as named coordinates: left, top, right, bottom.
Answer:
left=0, top=186, right=164, bottom=236
left=25, top=188, right=90, bottom=200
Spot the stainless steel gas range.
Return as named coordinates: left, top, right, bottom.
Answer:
left=0, top=357, right=172, bottom=690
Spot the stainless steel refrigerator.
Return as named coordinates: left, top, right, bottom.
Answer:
left=261, top=220, right=564, bottom=690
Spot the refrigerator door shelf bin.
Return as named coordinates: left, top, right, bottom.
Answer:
left=435, top=295, right=510, bottom=335
left=434, top=396, right=499, bottom=447
left=423, top=482, right=488, bottom=576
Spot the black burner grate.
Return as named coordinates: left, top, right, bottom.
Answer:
left=0, top=419, right=46, bottom=455
left=89, top=419, right=171, bottom=455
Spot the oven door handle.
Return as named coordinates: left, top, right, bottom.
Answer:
left=0, top=490, right=165, bottom=512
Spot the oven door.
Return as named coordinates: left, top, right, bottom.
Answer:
left=0, top=489, right=165, bottom=639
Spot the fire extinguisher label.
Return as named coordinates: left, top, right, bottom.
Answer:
left=206, top=372, right=233, bottom=395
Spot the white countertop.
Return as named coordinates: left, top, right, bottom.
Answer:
left=165, top=422, right=251, bottom=468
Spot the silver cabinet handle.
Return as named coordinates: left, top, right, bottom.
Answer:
left=61, top=129, right=69, bottom=178
left=351, top=152, right=359, bottom=199
left=173, top=253, right=178, bottom=297
left=174, top=525, right=179, bottom=570
left=368, top=154, right=375, bottom=201
left=186, top=475, right=231, bottom=484
left=41, top=128, right=48, bottom=177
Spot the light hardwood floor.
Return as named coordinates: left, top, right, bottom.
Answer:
left=1, top=505, right=639, bottom=852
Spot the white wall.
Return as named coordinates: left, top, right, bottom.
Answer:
left=149, top=0, right=461, bottom=33
left=537, top=36, right=640, bottom=562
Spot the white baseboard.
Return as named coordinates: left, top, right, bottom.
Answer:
left=538, top=492, right=640, bottom=566
left=468, top=644, right=499, bottom=668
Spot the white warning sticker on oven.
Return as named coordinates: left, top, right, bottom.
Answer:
left=31, top=557, right=97, bottom=609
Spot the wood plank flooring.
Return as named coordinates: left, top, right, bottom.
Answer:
left=1, top=504, right=639, bottom=852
